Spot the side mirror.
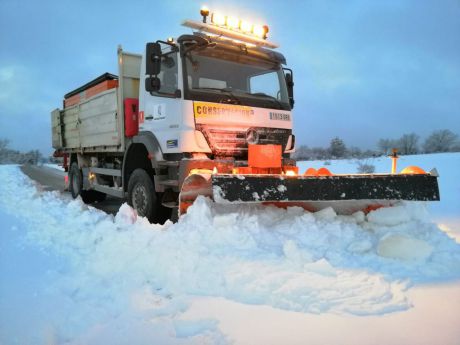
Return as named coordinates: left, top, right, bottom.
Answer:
left=145, top=76, right=161, bottom=92
left=285, top=72, right=295, bottom=109
left=146, top=42, right=162, bottom=76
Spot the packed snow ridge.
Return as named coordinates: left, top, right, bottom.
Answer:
left=1, top=165, right=460, bottom=343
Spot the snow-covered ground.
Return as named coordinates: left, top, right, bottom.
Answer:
left=0, top=153, right=459, bottom=344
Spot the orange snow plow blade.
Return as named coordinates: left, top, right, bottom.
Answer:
left=179, top=145, right=440, bottom=216
left=180, top=171, right=440, bottom=215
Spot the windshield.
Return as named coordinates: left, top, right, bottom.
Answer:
left=183, top=48, right=290, bottom=110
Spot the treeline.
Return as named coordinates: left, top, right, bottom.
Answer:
left=0, top=139, right=43, bottom=165
left=377, top=129, right=460, bottom=155
left=294, top=129, right=460, bottom=160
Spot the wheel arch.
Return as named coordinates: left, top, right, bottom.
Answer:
left=123, top=132, right=163, bottom=192
left=131, top=131, right=164, bottom=166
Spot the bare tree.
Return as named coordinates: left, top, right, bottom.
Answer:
left=0, top=139, right=10, bottom=163
left=423, top=129, right=459, bottom=153
left=377, top=138, right=398, bottom=155
left=397, top=133, right=419, bottom=155
left=312, top=147, right=330, bottom=159
left=0, top=138, right=43, bottom=165
left=329, top=137, right=347, bottom=158
left=452, top=142, right=460, bottom=152
left=292, top=145, right=310, bottom=160
left=348, top=146, right=362, bottom=158
left=356, top=160, right=376, bottom=173
left=0, top=138, right=9, bottom=151
left=292, top=145, right=334, bottom=160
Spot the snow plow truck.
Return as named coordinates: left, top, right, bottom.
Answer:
left=51, top=7, right=439, bottom=223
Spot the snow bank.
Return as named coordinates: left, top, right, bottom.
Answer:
left=1, top=164, right=460, bottom=343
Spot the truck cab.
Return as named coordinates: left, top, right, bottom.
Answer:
left=139, top=32, right=295, bottom=159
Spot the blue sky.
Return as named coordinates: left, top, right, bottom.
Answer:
left=0, top=0, right=459, bottom=155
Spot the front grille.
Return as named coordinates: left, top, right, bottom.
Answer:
left=197, top=125, right=291, bottom=157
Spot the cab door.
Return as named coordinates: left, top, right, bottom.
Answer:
left=139, top=46, right=183, bottom=153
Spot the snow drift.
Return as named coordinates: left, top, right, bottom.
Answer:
left=1, top=164, right=460, bottom=343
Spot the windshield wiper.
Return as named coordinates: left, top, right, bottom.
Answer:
left=248, top=92, right=284, bottom=109
left=192, top=87, right=242, bottom=105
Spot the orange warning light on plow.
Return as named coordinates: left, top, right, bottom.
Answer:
left=317, top=167, right=332, bottom=176
left=304, top=168, right=318, bottom=176
left=400, top=166, right=426, bottom=174
left=303, top=167, right=332, bottom=176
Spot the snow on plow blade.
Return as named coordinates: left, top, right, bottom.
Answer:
left=211, top=173, right=440, bottom=214
left=179, top=172, right=439, bottom=215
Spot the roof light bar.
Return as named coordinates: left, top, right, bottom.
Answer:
left=209, top=11, right=269, bottom=39
left=182, top=7, right=278, bottom=49
left=211, top=12, right=226, bottom=26
left=239, top=20, right=253, bottom=33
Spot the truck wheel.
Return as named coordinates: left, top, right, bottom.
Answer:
left=128, top=169, right=158, bottom=222
left=69, top=162, right=106, bottom=203
left=69, top=162, right=84, bottom=199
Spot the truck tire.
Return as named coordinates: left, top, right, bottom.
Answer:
left=69, top=162, right=106, bottom=204
left=127, top=169, right=159, bottom=223
left=69, top=162, right=84, bottom=199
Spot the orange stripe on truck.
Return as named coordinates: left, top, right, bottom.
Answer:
left=85, top=80, right=118, bottom=99
left=64, top=80, right=118, bottom=108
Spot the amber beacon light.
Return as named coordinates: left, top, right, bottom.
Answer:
left=200, top=6, right=210, bottom=23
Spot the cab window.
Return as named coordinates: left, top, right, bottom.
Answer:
left=155, top=52, right=178, bottom=96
